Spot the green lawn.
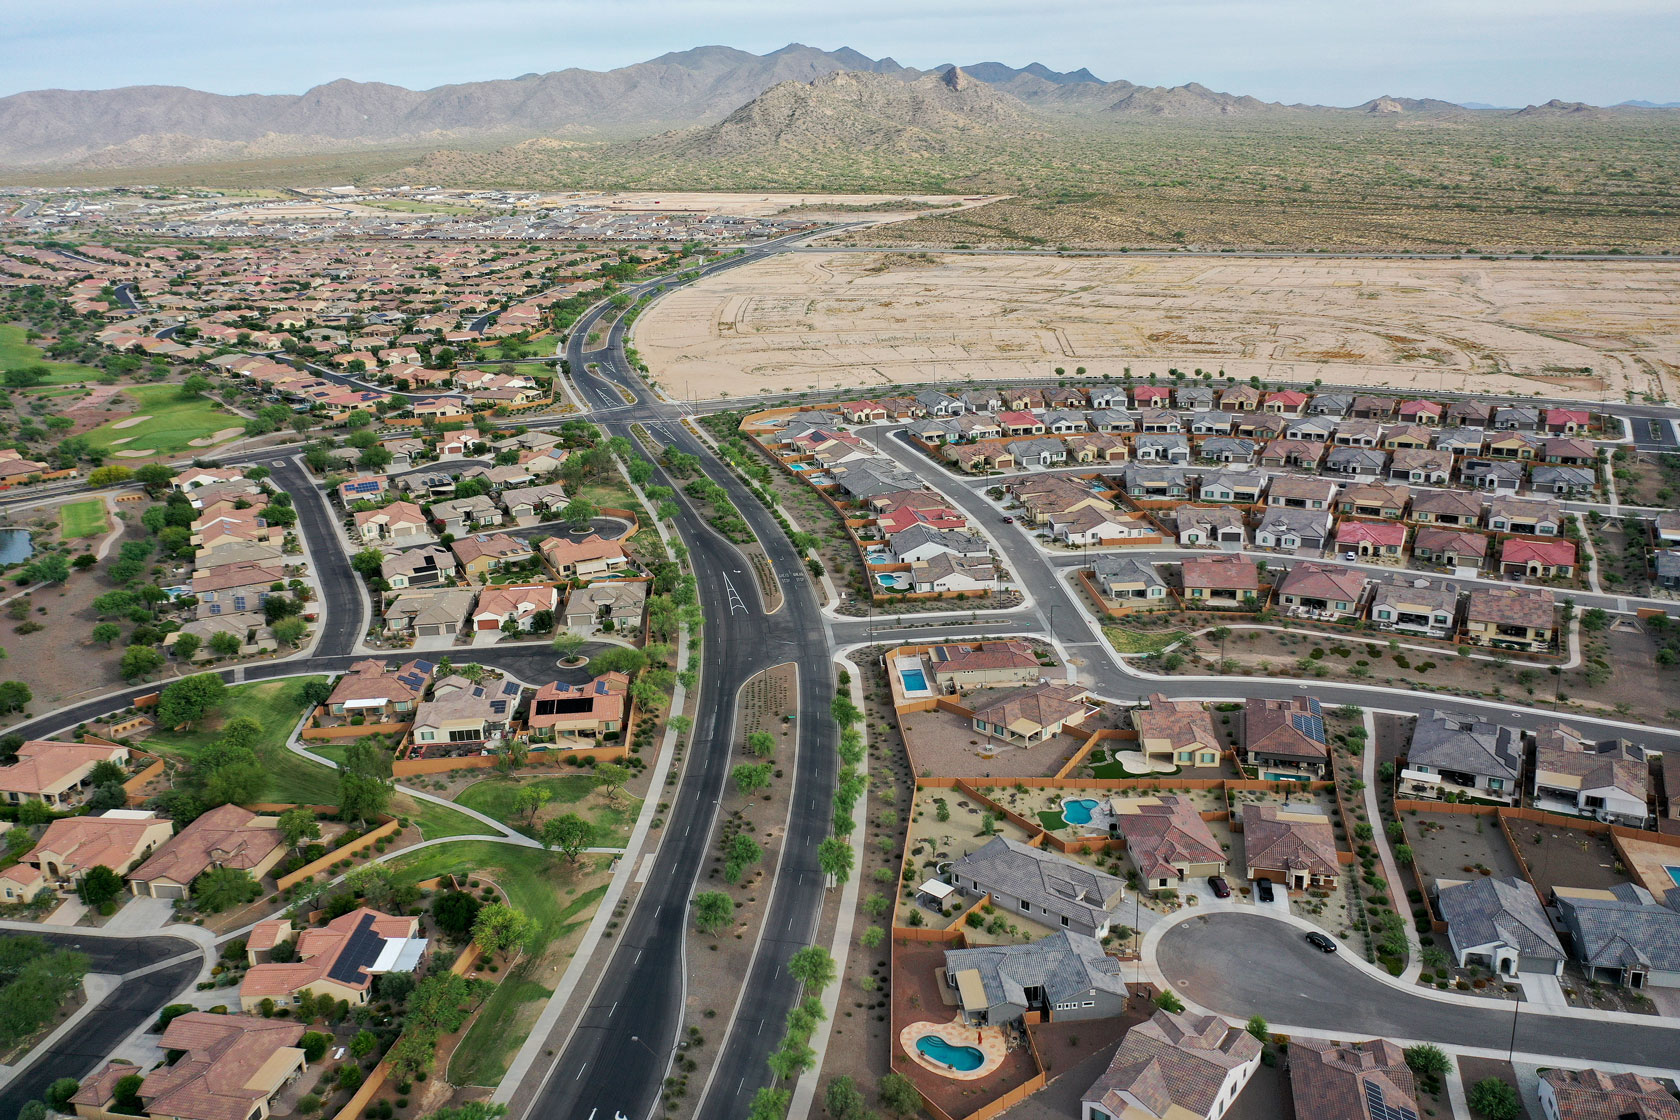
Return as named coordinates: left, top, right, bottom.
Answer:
left=145, top=677, right=338, bottom=804
left=1103, top=626, right=1187, bottom=655
left=377, top=840, right=616, bottom=1087
left=83, top=384, right=242, bottom=455
left=398, top=795, right=494, bottom=841
left=59, top=499, right=108, bottom=539
left=0, top=323, right=102, bottom=385
left=456, top=774, right=638, bottom=847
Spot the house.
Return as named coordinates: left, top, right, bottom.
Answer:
left=1412, top=527, right=1488, bottom=570
left=540, top=534, right=629, bottom=581
left=1309, top=392, right=1353, bottom=416
left=410, top=675, right=522, bottom=747
left=0, top=738, right=128, bottom=808
left=1065, top=432, right=1130, bottom=465
left=1334, top=519, right=1406, bottom=562
left=451, top=532, right=534, bottom=581
left=926, top=641, right=1041, bottom=693
left=1219, top=384, right=1261, bottom=411
left=1500, top=536, right=1576, bottom=579
left=1286, top=415, right=1338, bottom=442
left=1091, top=555, right=1167, bottom=602
left=383, top=587, right=475, bottom=638
left=1336, top=483, right=1409, bottom=521
left=1333, top=418, right=1383, bottom=447
left=1435, top=426, right=1486, bottom=456
left=1175, top=505, right=1247, bottom=548
left=1005, top=437, right=1069, bottom=468
left=1657, top=510, right=1680, bottom=546
left=172, top=467, right=246, bottom=492
left=1553, top=883, right=1680, bottom=990
left=400, top=473, right=456, bottom=501
left=1464, top=586, right=1556, bottom=651
left=1180, top=555, right=1260, bottom=608
left=1486, top=497, right=1563, bottom=536
left=127, top=805, right=286, bottom=900
left=1264, top=389, right=1309, bottom=415
left=1544, top=408, right=1594, bottom=435
left=1487, top=432, right=1542, bottom=460
left=428, top=494, right=502, bottom=535
left=1288, top=1037, right=1417, bottom=1120
left=193, top=561, right=283, bottom=618
left=170, top=613, right=276, bottom=660
left=527, top=672, right=629, bottom=738
left=353, top=500, right=430, bottom=543
left=1089, top=408, right=1135, bottom=433
left=1275, top=562, right=1367, bottom=618
left=1080, top=1009, right=1261, bottom=1120
left=1134, top=434, right=1190, bottom=464
left=1176, top=384, right=1216, bottom=411
left=1266, top=476, right=1336, bottom=510
left=1196, top=468, right=1266, bottom=504
left=1051, top=508, right=1156, bottom=547
left=1493, top=406, right=1542, bottom=431
left=998, top=409, right=1045, bottom=436
left=968, top=681, right=1092, bottom=745
left=1133, top=694, right=1221, bottom=768
left=498, top=482, right=570, bottom=521
left=1368, top=578, right=1460, bottom=638
left=1, top=809, right=171, bottom=901
left=1436, top=875, right=1566, bottom=977
left=1387, top=448, right=1454, bottom=485
left=1189, top=411, right=1235, bottom=437
left=1119, top=465, right=1191, bottom=500
left=910, top=554, right=996, bottom=593
left=336, top=475, right=388, bottom=505
left=914, top=389, right=965, bottom=416
left=947, top=835, right=1125, bottom=937
left=1131, top=384, right=1173, bottom=409
left=564, top=580, right=648, bottom=635
left=1404, top=708, right=1524, bottom=801
left=240, top=908, right=424, bottom=1009
left=1541, top=438, right=1597, bottom=466
left=1197, top=437, right=1257, bottom=464
left=1399, top=399, right=1444, bottom=425
left=460, top=463, right=535, bottom=491
left=1043, top=409, right=1088, bottom=435
left=1531, top=465, right=1596, bottom=496
left=1447, top=400, right=1494, bottom=427
left=1381, top=423, right=1434, bottom=451
left=1538, top=1069, right=1680, bottom=1120
left=471, top=584, right=557, bottom=632
left=381, top=545, right=457, bottom=590
left=1111, top=795, right=1226, bottom=891
left=1011, top=477, right=1113, bottom=524
left=1657, top=549, right=1680, bottom=590
left=1461, top=458, right=1524, bottom=493
left=1242, top=804, right=1340, bottom=890
left=944, top=932, right=1126, bottom=1027
left=1409, top=489, right=1483, bottom=527
left=1243, top=695, right=1329, bottom=779
left=1252, top=507, right=1332, bottom=554
left=1351, top=394, right=1398, bottom=419
left=71, top=1014, right=307, bottom=1120
left=1531, top=722, right=1648, bottom=825
left=323, top=658, right=434, bottom=718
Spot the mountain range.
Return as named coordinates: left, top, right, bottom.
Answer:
left=0, top=44, right=1673, bottom=172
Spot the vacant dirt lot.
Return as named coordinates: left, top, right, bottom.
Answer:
left=635, top=252, right=1680, bottom=401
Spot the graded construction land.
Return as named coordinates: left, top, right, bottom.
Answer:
left=635, top=252, right=1680, bottom=401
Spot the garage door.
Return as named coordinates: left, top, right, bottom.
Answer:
left=155, top=884, right=186, bottom=900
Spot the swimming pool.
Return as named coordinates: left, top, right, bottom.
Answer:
left=1062, top=798, right=1100, bottom=825
left=1666, top=865, right=1680, bottom=888
left=917, top=1036, right=984, bottom=1072
left=900, top=668, right=929, bottom=693
left=875, top=573, right=910, bottom=590
left=788, top=462, right=810, bottom=471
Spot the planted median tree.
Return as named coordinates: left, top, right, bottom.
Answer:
left=732, top=762, right=773, bottom=796
left=692, top=890, right=734, bottom=934
left=786, top=945, right=836, bottom=994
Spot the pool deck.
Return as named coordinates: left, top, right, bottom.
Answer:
left=1616, top=833, right=1680, bottom=904
left=899, top=1016, right=1008, bottom=1081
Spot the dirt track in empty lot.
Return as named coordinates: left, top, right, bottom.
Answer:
left=634, top=252, right=1680, bottom=402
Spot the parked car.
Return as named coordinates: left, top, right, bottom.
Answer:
left=1255, top=878, right=1274, bottom=903
left=1208, top=875, right=1231, bottom=899
left=1306, top=931, right=1339, bottom=953
left=1001, top=516, right=1014, bottom=523
left=1343, top=551, right=1358, bottom=561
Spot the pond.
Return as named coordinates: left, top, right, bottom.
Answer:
left=0, top=528, right=33, bottom=566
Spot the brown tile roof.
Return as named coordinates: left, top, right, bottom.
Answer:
left=967, top=681, right=1091, bottom=735
left=1243, top=804, right=1339, bottom=879
left=1180, top=555, right=1259, bottom=591
left=128, top=804, right=284, bottom=888
left=1540, top=1068, right=1680, bottom=1120
left=1110, top=796, right=1224, bottom=882
left=240, top=907, right=417, bottom=1000
left=0, top=739, right=123, bottom=796
left=1289, top=1037, right=1417, bottom=1120
left=1133, top=694, right=1217, bottom=752
left=1244, top=696, right=1330, bottom=763
left=141, top=1013, right=305, bottom=1120
left=1466, top=586, right=1556, bottom=630
left=1083, top=1009, right=1260, bottom=1119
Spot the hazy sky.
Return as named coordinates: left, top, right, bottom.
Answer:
left=4, top=0, right=1676, bottom=105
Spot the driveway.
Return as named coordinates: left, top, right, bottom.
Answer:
left=103, top=896, right=178, bottom=933
left=1155, top=911, right=1680, bottom=1068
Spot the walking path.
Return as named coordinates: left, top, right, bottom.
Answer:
left=1361, top=709, right=1422, bottom=984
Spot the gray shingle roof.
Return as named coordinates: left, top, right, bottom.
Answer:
left=1409, top=708, right=1524, bottom=783
left=1437, top=875, right=1564, bottom=961
left=948, top=836, right=1124, bottom=928
left=1557, top=883, right=1680, bottom=972
left=944, top=931, right=1125, bottom=1011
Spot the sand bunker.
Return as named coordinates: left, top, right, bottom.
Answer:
left=110, top=414, right=151, bottom=429
left=113, top=449, right=155, bottom=458
left=109, top=437, right=134, bottom=446
left=188, top=427, right=245, bottom=446
left=635, top=252, right=1680, bottom=403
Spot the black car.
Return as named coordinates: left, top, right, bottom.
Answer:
left=1255, top=877, right=1274, bottom=903
left=1306, top=931, right=1339, bottom=953
left=1208, top=875, right=1231, bottom=899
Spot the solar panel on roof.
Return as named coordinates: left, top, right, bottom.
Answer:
left=1291, top=714, right=1327, bottom=742
left=1364, top=1080, right=1418, bottom=1120
left=326, top=913, right=383, bottom=985
left=490, top=700, right=508, bottom=714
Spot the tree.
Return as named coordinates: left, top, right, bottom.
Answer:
left=747, top=730, right=776, bottom=758
left=47, top=1078, right=83, bottom=1111
left=817, top=836, right=853, bottom=887
left=878, top=1073, right=921, bottom=1118
left=628, top=458, right=655, bottom=487
left=23, top=554, right=69, bottom=584
left=562, top=496, right=598, bottom=529
left=825, top=1076, right=868, bottom=1120
left=300, top=679, right=333, bottom=707
left=551, top=631, right=586, bottom=662
left=472, top=902, right=533, bottom=956
left=157, top=673, right=227, bottom=730
left=277, top=807, right=320, bottom=853
left=1468, top=1077, right=1520, bottom=1120
left=350, top=1029, right=379, bottom=1058
left=208, top=631, right=241, bottom=658
left=119, top=645, right=165, bottom=681
left=88, top=782, right=128, bottom=812
left=86, top=465, right=134, bottom=488
left=1245, top=1014, right=1268, bottom=1041
left=594, top=763, right=630, bottom=803
left=787, top=945, right=836, bottom=993
left=133, top=463, right=173, bottom=495
left=540, top=813, right=591, bottom=861
left=1404, top=1043, right=1451, bottom=1080
left=338, top=738, right=393, bottom=823
left=746, top=1088, right=791, bottom=1120
left=192, top=867, right=260, bottom=913
left=0, top=681, right=31, bottom=714
left=693, top=890, right=735, bottom=934
left=1154, top=990, right=1185, bottom=1013
left=351, top=546, right=385, bottom=579
left=432, top=890, right=482, bottom=939
left=512, top=785, right=551, bottom=826
left=298, top=1030, right=331, bottom=1062
left=732, top=762, right=772, bottom=796
left=77, top=865, right=124, bottom=909
left=272, top=616, right=307, bottom=646
left=112, top=1075, right=145, bottom=1113
left=590, top=647, right=647, bottom=676
left=172, top=632, right=201, bottom=660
